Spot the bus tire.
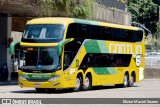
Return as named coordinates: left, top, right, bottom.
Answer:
left=73, top=75, right=83, bottom=92
left=128, top=73, right=135, bottom=87
left=83, top=75, right=92, bottom=91
left=35, top=88, right=46, bottom=93
left=115, top=73, right=129, bottom=88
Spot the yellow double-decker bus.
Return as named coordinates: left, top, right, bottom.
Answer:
left=10, top=17, right=145, bottom=92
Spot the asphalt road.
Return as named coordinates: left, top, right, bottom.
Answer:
left=0, top=80, right=160, bottom=107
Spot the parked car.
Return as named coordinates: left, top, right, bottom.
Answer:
left=145, top=52, right=160, bottom=65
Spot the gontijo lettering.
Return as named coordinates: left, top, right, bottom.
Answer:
left=109, top=43, right=142, bottom=56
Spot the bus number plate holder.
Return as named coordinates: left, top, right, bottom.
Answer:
left=34, top=83, right=41, bottom=87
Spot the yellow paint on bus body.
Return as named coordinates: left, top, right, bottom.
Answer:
left=20, top=42, right=58, bottom=47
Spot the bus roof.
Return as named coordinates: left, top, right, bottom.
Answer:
left=27, top=17, right=139, bottom=31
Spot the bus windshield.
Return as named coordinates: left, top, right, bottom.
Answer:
left=23, top=24, right=65, bottom=39
left=19, top=47, right=61, bottom=71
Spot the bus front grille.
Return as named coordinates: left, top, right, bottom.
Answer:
left=26, top=78, right=49, bottom=82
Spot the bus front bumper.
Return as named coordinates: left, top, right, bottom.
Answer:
left=18, top=77, right=66, bottom=89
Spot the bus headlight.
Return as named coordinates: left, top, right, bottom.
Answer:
left=48, top=75, right=60, bottom=82
left=19, top=75, right=26, bottom=80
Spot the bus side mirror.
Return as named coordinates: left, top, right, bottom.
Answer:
left=57, top=38, right=73, bottom=56
left=9, top=41, right=20, bottom=55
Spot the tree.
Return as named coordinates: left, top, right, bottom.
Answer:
left=36, top=0, right=95, bottom=20
left=128, top=0, right=158, bottom=34
left=152, top=0, right=160, bottom=5
left=119, top=0, right=128, bottom=3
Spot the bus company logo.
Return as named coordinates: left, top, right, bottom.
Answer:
left=33, top=71, right=42, bottom=73
left=32, top=75, right=42, bottom=78
left=109, top=43, right=142, bottom=56
left=2, top=99, right=12, bottom=104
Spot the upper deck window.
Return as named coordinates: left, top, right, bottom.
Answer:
left=23, top=24, right=65, bottom=39
left=66, top=23, right=143, bottom=43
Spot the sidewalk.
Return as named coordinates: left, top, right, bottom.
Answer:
left=0, top=79, right=18, bottom=85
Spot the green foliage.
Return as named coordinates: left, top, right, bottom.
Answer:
left=36, top=0, right=95, bottom=20
left=37, top=0, right=55, bottom=17
left=152, top=0, right=160, bottom=5
left=128, top=0, right=158, bottom=34
left=70, top=0, right=95, bottom=19
left=119, top=0, right=128, bottom=3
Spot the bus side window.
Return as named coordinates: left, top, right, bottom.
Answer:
left=79, top=54, right=89, bottom=70
left=78, top=24, right=90, bottom=39
left=99, top=54, right=108, bottom=67
left=66, top=23, right=79, bottom=38
left=102, top=27, right=113, bottom=40
left=63, top=52, right=71, bottom=70
left=90, top=25, right=102, bottom=40
left=130, top=31, right=139, bottom=42
left=138, top=30, right=143, bottom=42
left=122, top=30, right=129, bottom=42
left=112, top=28, right=122, bottom=41
left=133, top=31, right=138, bottom=42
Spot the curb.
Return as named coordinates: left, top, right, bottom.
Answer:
left=0, top=80, right=18, bottom=85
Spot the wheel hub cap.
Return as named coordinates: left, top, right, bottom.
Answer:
left=84, top=77, right=89, bottom=88
left=75, top=78, right=80, bottom=89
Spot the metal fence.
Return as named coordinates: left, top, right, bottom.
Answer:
left=145, top=59, right=160, bottom=68
left=145, top=51, right=160, bottom=69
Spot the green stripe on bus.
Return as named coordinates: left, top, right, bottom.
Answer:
left=107, top=68, right=118, bottom=74
left=89, top=21, right=99, bottom=25
left=93, top=67, right=110, bottom=75
left=97, top=40, right=109, bottom=53
left=84, top=40, right=109, bottom=53
left=84, top=40, right=101, bottom=53
left=93, top=67, right=117, bottom=75
left=74, top=18, right=99, bottom=26
left=20, top=74, right=52, bottom=79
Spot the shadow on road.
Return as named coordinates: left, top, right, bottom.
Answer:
left=9, top=85, right=139, bottom=94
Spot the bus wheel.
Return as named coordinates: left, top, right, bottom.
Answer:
left=115, top=73, right=129, bottom=88
left=83, top=75, right=92, bottom=91
left=128, top=74, right=135, bottom=87
left=123, top=74, right=129, bottom=87
left=35, top=88, right=46, bottom=93
left=73, top=76, right=82, bottom=92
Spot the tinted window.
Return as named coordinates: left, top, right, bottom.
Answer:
left=66, top=23, right=79, bottom=38
left=25, top=50, right=38, bottom=66
left=79, top=53, right=132, bottom=70
left=78, top=24, right=90, bottom=39
left=66, top=23, right=143, bottom=43
left=63, top=39, right=85, bottom=70
left=90, top=25, right=102, bottom=39
left=121, top=30, right=129, bottom=42
left=131, top=31, right=139, bottom=42
left=63, top=51, right=72, bottom=70
left=102, top=27, right=113, bottom=40
left=129, top=30, right=143, bottom=42
left=19, top=47, right=60, bottom=70
left=23, top=24, right=64, bottom=39
left=112, top=28, right=123, bottom=41
left=138, top=30, right=143, bottom=41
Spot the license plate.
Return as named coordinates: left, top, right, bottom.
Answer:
left=34, top=83, right=41, bottom=87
